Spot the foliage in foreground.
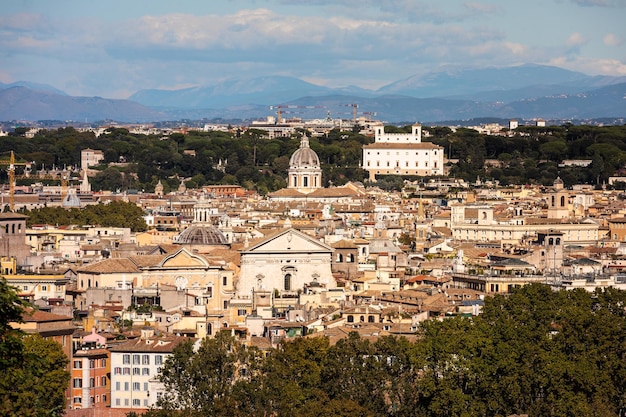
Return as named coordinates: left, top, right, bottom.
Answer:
left=141, top=284, right=626, bottom=417
left=0, top=278, right=70, bottom=417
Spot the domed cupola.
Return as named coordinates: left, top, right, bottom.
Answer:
left=287, top=134, right=322, bottom=194
left=289, top=135, right=320, bottom=168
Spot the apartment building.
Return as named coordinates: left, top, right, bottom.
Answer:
left=109, top=328, right=189, bottom=409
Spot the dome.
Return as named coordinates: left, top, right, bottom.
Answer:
left=289, top=135, right=320, bottom=168
left=176, top=225, right=228, bottom=246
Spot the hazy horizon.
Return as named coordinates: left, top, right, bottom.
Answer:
left=2, top=0, right=625, bottom=99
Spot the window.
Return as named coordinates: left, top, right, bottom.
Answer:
left=142, top=368, right=150, bottom=376
left=133, top=382, right=141, bottom=391
left=116, top=398, right=121, bottom=406
left=101, top=358, right=107, bottom=367
left=124, top=399, right=129, bottom=406
left=133, top=354, right=140, bottom=365
left=223, top=300, right=228, bottom=309
left=142, top=355, right=149, bottom=365
left=238, top=309, right=247, bottom=316
left=73, top=397, right=82, bottom=405
left=125, top=382, right=129, bottom=391
left=102, top=394, right=107, bottom=403
left=101, top=376, right=107, bottom=387
left=133, top=367, right=140, bottom=375
left=122, top=354, right=130, bottom=364
left=74, top=360, right=82, bottom=369
left=115, top=382, right=120, bottom=390
left=133, top=399, right=141, bottom=406
left=89, top=359, right=95, bottom=368
left=144, top=382, right=149, bottom=391
left=73, top=378, right=82, bottom=388
left=155, top=355, right=163, bottom=365
left=90, top=377, right=95, bottom=388
left=284, top=273, right=291, bottom=291
left=222, top=276, right=228, bottom=286
left=123, top=367, right=130, bottom=375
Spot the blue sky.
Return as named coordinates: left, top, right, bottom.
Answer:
left=1, top=0, right=625, bottom=98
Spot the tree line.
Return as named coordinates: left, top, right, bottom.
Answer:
left=141, top=284, right=626, bottom=417
left=3, top=124, right=626, bottom=194
left=19, top=200, right=148, bottom=232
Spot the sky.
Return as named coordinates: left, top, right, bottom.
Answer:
left=1, top=0, right=625, bottom=99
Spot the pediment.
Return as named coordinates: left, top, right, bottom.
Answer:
left=159, top=248, right=209, bottom=268
left=244, top=228, right=333, bottom=254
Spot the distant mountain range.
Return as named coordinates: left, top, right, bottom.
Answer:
left=1, top=64, right=625, bottom=123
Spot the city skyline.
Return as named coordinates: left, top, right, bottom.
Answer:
left=1, top=0, right=625, bottom=99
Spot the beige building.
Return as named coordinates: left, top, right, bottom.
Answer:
left=77, top=247, right=235, bottom=331
left=449, top=203, right=598, bottom=245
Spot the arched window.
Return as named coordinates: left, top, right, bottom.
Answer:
left=284, top=273, right=291, bottom=291
left=368, top=315, right=375, bottom=323
left=347, top=254, right=354, bottom=263
left=336, top=253, right=344, bottom=262
left=347, top=315, right=354, bottom=323
left=551, top=196, right=555, bottom=206
left=560, top=196, right=565, bottom=207
left=360, top=315, right=365, bottom=322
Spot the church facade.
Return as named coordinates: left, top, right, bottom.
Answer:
left=236, top=228, right=336, bottom=297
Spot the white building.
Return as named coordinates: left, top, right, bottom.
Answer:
left=362, top=123, right=444, bottom=181
left=236, top=228, right=336, bottom=298
left=81, top=149, right=104, bottom=170
left=109, top=328, right=189, bottom=409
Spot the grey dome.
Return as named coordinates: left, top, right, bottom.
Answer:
left=289, top=135, right=320, bottom=168
left=176, top=225, right=228, bottom=245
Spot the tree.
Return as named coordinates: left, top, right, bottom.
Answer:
left=157, top=332, right=261, bottom=416
left=0, top=278, right=27, bottom=373
left=0, top=280, right=70, bottom=417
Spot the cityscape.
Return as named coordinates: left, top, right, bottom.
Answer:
left=2, top=1, right=626, bottom=416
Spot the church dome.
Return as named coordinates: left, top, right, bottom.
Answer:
left=289, top=135, right=320, bottom=168
left=175, top=225, right=228, bottom=246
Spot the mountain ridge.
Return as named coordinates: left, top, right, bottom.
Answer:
left=2, top=64, right=626, bottom=123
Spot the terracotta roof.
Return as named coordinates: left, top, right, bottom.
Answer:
left=21, top=308, right=73, bottom=322
left=331, top=239, right=358, bottom=249
left=77, top=258, right=141, bottom=273
left=109, top=336, right=191, bottom=353
left=267, top=188, right=305, bottom=197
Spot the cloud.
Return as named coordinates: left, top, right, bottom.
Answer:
left=463, top=2, right=500, bottom=14
left=568, top=0, right=625, bottom=6
left=565, top=32, right=588, bottom=47
left=603, top=33, right=623, bottom=46
left=548, top=56, right=626, bottom=75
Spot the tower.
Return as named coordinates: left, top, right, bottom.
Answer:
left=287, top=134, right=322, bottom=194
